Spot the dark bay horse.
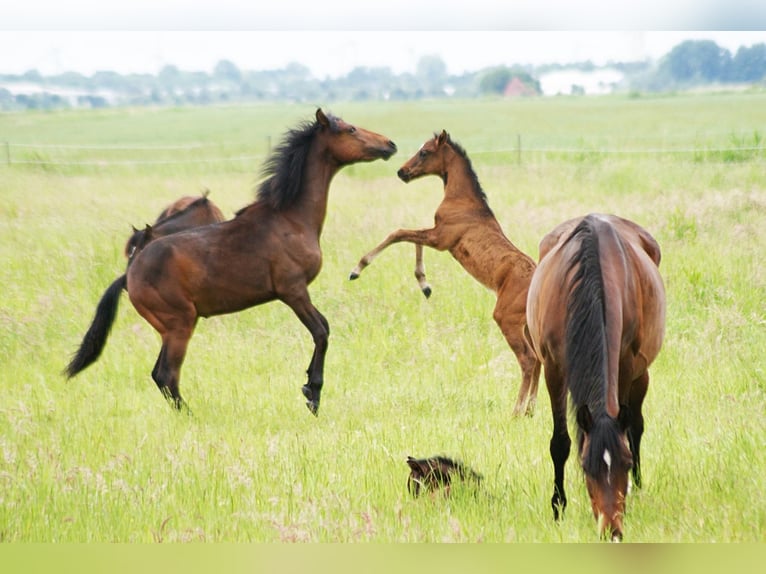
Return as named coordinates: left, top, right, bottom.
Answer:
left=525, top=213, right=666, bottom=541
left=65, top=193, right=227, bottom=379
left=124, top=191, right=225, bottom=261
left=350, top=130, right=540, bottom=416
left=66, top=109, right=396, bottom=415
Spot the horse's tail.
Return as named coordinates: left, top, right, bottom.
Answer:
left=564, top=215, right=608, bottom=409
left=64, top=274, right=126, bottom=378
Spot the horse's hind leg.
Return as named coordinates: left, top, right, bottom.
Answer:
left=493, top=297, right=540, bottom=417
left=627, top=371, right=649, bottom=488
left=152, top=328, right=194, bottom=412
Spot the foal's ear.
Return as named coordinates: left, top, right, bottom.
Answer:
left=576, top=405, right=593, bottom=433
left=131, top=224, right=139, bottom=233
left=437, top=129, right=448, bottom=146
left=316, top=108, right=330, bottom=127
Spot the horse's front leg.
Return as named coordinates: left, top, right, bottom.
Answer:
left=546, top=363, right=570, bottom=520
left=414, top=244, right=432, bottom=298
left=284, top=291, right=329, bottom=416
left=349, top=227, right=439, bottom=290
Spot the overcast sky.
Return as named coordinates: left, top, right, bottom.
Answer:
left=1, top=2, right=763, bottom=78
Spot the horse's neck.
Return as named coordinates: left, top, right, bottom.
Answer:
left=290, top=154, right=340, bottom=237
left=442, top=157, right=483, bottom=207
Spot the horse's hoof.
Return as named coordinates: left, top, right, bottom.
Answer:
left=302, top=385, right=320, bottom=416
left=422, top=286, right=432, bottom=299
left=305, top=400, right=319, bottom=416
left=349, top=271, right=359, bottom=280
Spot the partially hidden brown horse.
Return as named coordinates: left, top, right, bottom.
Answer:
left=65, top=109, right=396, bottom=415
left=124, top=191, right=225, bottom=261
left=65, top=193, right=227, bottom=379
left=350, top=130, right=540, bottom=416
left=525, top=213, right=666, bottom=541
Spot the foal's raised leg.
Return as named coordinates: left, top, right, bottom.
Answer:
left=283, top=290, right=330, bottom=416
left=414, top=244, right=432, bottom=298
left=350, top=228, right=440, bottom=299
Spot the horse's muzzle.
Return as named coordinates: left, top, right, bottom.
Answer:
left=397, top=168, right=412, bottom=182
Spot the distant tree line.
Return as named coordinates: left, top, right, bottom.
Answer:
left=0, top=40, right=763, bottom=111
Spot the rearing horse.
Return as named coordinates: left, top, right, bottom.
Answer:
left=350, top=130, right=540, bottom=416
left=525, top=213, right=666, bottom=540
left=66, top=109, right=396, bottom=415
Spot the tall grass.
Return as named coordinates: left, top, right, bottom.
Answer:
left=0, top=94, right=764, bottom=541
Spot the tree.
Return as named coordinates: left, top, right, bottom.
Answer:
left=416, top=55, right=448, bottom=96
left=214, top=60, right=242, bottom=83
left=479, top=67, right=512, bottom=95
left=659, top=40, right=732, bottom=84
left=731, top=44, right=766, bottom=82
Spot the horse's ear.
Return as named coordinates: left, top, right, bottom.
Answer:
left=437, top=130, right=448, bottom=146
left=406, top=456, right=425, bottom=474
left=144, top=224, right=152, bottom=232
left=576, top=405, right=593, bottom=433
left=316, top=108, right=329, bottom=128
left=131, top=224, right=139, bottom=233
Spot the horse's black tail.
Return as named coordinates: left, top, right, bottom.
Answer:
left=64, top=274, right=126, bottom=378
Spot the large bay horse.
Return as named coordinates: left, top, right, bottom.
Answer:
left=525, top=213, right=666, bottom=540
left=66, top=109, right=396, bottom=415
left=65, top=193, right=226, bottom=378
left=350, top=130, right=540, bottom=416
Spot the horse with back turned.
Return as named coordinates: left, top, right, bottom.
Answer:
left=526, top=213, right=666, bottom=541
left=65, top=109, right=397, bottom=415
left=350, top=130, right=540, bottom=416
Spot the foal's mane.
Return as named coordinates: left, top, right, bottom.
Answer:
left=444, top=134, right=493, bottom=214
left=254, top=115, right=330, bottom=211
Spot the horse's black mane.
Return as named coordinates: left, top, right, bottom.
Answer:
left=444, top=134, right=493, bottom=215
left=563, top=215, right=627, bottom=479
left=254, top=115, right=332, bottom=211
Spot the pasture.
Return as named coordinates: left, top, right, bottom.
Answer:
left=0, top=94, right=764, bottom=542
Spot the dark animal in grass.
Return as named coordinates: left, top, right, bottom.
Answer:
left=406, top=456, right=483, bottom=497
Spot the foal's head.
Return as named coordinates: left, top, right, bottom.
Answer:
left=576, top=405, right=633, bottom=541
left=397, top=129, right=453, bottom=182
left=316, top=108, right=397, bottom=166
left=406, top=455, right=482, bottom=497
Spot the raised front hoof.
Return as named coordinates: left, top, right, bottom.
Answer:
left=349, top=272, right=359, bottom=281
left=421, top=286, right=432, bottom=299
left=302, top=385, right=321, bottom=417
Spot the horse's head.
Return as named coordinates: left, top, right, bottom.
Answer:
left=316, top=108, right=397, bottom=166
left=397, top=129, right=453, bottom=183
left=576, top=405, right=633, bottom=542
left=125, top=224, right=153, bottom=262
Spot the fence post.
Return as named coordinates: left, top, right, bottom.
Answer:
left=517, top=134, right=521, bottom=164
left=4, top=141, right=9, bottom=165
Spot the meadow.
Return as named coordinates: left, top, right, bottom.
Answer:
left=0, top=94, right=764, bottom=542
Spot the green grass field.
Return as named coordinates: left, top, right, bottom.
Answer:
left=1, top=94, right=764, bottom=542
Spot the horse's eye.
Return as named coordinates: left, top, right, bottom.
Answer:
left=348, top=126, right=356, bottom=134
left=419, top=150, right=427, bottom=158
